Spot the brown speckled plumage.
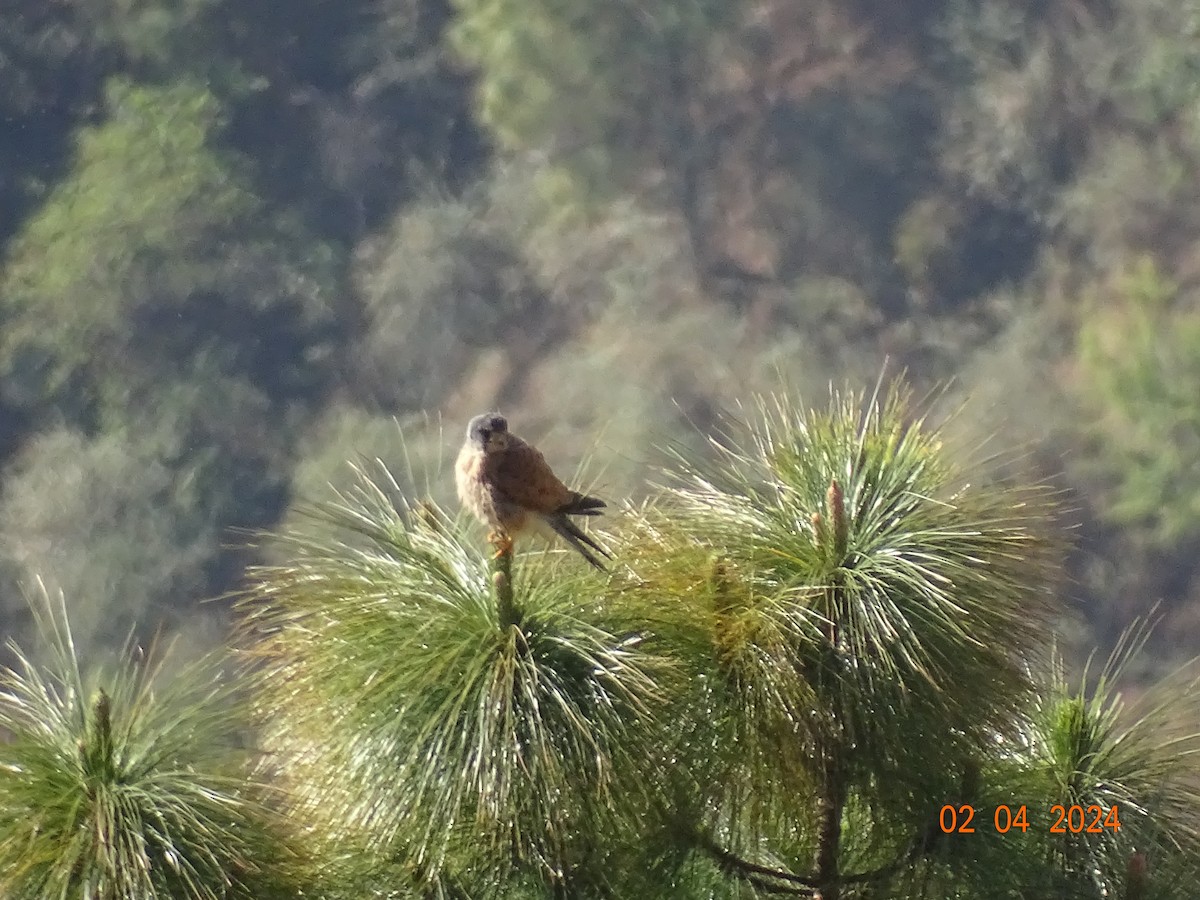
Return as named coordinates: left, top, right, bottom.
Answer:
left=455, top=412, right=610, bottom=569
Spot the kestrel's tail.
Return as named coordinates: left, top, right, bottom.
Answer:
left=560, top=493, right=606, bottom=516
left=546, top=514, right=612, bottom=570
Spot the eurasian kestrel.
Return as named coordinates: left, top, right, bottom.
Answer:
left=455, top=412, right=611, bottom=569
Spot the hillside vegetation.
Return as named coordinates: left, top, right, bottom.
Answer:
left=1, top=0, right=1199, bottom=676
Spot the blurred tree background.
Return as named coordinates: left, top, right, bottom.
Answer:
left=2, top=0, right=1200, bottom=679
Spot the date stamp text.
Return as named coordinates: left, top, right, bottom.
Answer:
left=939, top=804, right=1121, bottom=835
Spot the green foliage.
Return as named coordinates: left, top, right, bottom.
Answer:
left=354, top=191, right=540, bottom=409
left=452, top=0, right=723, bottom=145
left=240, top=462, right=667, bottom=890
left=0, top=77, right=338, bottom=649
left=4, top=78, right=247, bottom=340
left=9, top=0, right=1200, bottom=888
left=520, top=298, right=800, bottom=491
left=647, top=382, right=1058, bottom=711
left=0, top=427, right=223, bottom=663
left=1106, top=0, right=1200, bottom=125
left=450, top=0, right=734, bottom=201
left=894, top=195, right=963, bottom=289
left=0, top=586, right=295, bottom=900
left=1076, top=257, right=1200, bottom=547
left=288, top=407, right=448, bottom=506
left=1003, top=623, right=1200, bottom=899
left=70, top=0, right=224, bottom=71
left=1056, top=135, right=1191, bottom=282
left=1047, top=1, right=1200, bottom=272
left=0, top=76, right=337, bottom=408
left=0, top=1, right=111, bottom=241
left=432, top=163, right=840, bottom=496
left=935, top=1, right=1068, bottom=209
left=232, top=381, right=1200, bottom=898
left=609, top=382, right=1062, bottom=893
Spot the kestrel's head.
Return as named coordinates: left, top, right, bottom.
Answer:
left=465, top=412, right=510, bottom=453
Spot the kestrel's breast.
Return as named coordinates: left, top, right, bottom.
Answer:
left=455, top=444, right=529, bottom=534
left=456, top=445, right=496, bottom=527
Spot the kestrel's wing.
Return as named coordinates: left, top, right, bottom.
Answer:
left=487, top=439, right=576, bottom=514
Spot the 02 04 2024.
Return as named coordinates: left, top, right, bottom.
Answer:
left=938, top=803, right=1121, bottom=834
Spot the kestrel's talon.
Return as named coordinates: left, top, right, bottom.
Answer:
left=490, top=531, right=514, bottom=558
left=455, top=412, right=613, bottom=571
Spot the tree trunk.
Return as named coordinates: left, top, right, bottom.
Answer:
left=813, top=748, right=846, bottom=900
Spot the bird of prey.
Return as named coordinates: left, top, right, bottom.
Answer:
left=456, top=412, right=611, bottom=569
